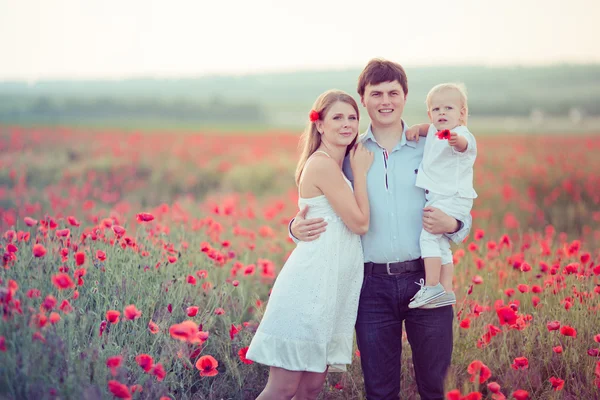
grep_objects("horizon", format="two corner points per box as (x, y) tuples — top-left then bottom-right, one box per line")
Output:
(1, 62), (599, 84)
(0, 0), (598, 82)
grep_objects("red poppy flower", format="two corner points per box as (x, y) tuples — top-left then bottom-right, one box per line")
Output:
(553, 345), (563, 354)
(0, 336), (6, 352)
(106, 355), (123, 376)
(187, 306), (199, 317)
(487, 382), (501, 393)
(56, 229), (70, 238)
(196, 270), (208, 279)
(511, 357), (529, 370)
(152, 363), (166, 381)
(108, 380), (132, 399)
(32, 244), (46, 258)
(436, 129), (451, 140)
(135, 354), (154, 372)
(467, 360), (492, 384)
(112, 225), (126, 237)
(74, 252), (85, 266)
(459, 318), (471, 329)
(96, 250), (106, 261)
(187, 275), (197, 285)
(580, 253), (591, 264)
(99, 320), (107, 336)
(67, 216), (80, 227)
(238, 347), (253, 364)
(148, 320), (160, 334)
(512, 389), (530, 400)
(49, 312), (61, 324)
(560, 325), (577, 338)
(196, 355), (219, 377)
(309, 110), (320, 122)
(496, 306), (518, 326)
(229, 324), (240, 340)
(169, 320), (198, 342)
(106, 310), (121, 324)
(446, 389), (461, 400)
(24, 217), (38, 226)
(214, 307), (225, 315)
(129, 385), (142, 394)
(517, 284), (529, 293)
(549, 376), (564, 391)
(136, 212), (155, 222)
(547, 321), (560, 331)
(42, 295), (57, 311)
(52, 273), (75, 290)
(124, 305), (142, 320)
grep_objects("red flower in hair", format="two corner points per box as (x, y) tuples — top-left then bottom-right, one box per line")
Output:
(309, 110), (320, 122)
(436, 129), (451, 140)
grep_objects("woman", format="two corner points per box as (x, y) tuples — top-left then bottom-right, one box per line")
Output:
(247, 89), (373, 400)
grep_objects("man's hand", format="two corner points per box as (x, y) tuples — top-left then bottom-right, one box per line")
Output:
(422, 206), (459, 234)
(291, 205), (328, 241)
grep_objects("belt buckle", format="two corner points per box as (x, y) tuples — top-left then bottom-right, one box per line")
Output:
(386, 261), (398, 275)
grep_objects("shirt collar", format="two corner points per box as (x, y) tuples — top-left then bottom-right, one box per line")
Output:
(362, 120), (416, 149)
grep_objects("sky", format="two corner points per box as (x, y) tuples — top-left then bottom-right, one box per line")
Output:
(0, 0), (597, 81)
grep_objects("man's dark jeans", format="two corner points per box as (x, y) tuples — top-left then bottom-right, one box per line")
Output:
(355, 269), (453, 400)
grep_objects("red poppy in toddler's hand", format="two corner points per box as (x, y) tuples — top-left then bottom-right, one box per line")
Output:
(309, 110), (320, 122)
(436, 129), (451, 140)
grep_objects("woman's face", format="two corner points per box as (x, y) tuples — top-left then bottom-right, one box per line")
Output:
(316, 101), (359, 148)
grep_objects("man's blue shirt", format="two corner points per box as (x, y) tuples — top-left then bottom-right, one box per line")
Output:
(342, 123), (471, 263)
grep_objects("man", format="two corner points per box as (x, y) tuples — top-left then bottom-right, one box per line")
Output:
(290, 59), (471, 400)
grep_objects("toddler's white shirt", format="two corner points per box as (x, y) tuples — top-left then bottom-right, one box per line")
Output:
(415, 124), (478, 198)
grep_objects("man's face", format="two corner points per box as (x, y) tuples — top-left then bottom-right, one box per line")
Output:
(361, 81), (407, 129)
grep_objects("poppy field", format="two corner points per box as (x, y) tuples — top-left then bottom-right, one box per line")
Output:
(1, 125), (599, 400)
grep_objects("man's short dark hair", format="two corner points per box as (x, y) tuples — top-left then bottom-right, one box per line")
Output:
(357, 58), (408, 97)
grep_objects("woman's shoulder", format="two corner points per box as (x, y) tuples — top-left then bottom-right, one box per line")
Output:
(303, 154), (339, 178)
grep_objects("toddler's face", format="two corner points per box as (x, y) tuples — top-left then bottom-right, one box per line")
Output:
(428, 89), (465, 131)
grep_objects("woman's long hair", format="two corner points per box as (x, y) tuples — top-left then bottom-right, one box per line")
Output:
(294, 90), (360, 186)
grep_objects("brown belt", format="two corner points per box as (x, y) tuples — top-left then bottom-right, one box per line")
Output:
(364, 258), (425, 275)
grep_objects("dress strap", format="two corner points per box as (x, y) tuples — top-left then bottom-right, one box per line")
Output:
(312, 150), (331, 158)
(299, 150), (331, 196)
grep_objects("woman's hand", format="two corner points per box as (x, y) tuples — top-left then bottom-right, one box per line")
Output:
(349, 143), (374, 177)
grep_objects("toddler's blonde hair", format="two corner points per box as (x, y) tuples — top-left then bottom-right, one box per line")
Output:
(425, 83), (469, 125)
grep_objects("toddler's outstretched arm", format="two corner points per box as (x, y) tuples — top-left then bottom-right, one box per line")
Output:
(406, 123), (430, 142)
(449, 131), (468, 152)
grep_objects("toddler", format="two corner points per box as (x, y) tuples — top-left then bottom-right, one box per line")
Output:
(406, 83), (477, 308)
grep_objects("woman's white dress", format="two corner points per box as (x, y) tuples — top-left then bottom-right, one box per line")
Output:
(246, 170), (364, 373)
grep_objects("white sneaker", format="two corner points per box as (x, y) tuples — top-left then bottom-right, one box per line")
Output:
(420, 291), (456, 309)
(408, 279), (445, 308)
